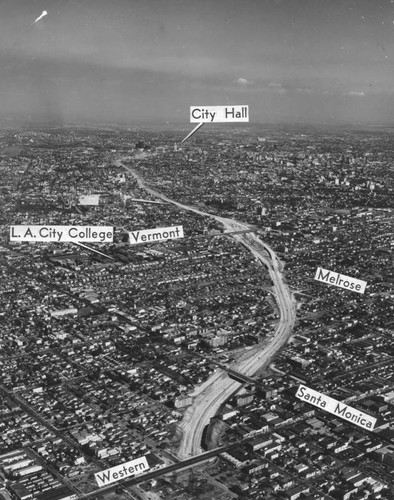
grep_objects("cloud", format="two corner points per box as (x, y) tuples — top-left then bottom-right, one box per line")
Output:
(265, 82), (287, 94)
(234, 77), (253, 85)
(347, 90), (365, 96)
(295, 87), (314, 94)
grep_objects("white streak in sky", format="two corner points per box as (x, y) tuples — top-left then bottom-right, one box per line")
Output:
(33, 10), (47, 24)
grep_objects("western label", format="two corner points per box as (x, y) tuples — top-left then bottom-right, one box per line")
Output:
(314, 267), (367, 294)
(94, 456), (149, 487)
(190, 105), (249, 123)
(296, 384), (376, 430)
(10, 226), (114, 243)
(129, 225), (184, 245)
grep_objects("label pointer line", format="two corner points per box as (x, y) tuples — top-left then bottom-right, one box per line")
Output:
(180, 122), (204, 144)
(72, 242), (115, 260)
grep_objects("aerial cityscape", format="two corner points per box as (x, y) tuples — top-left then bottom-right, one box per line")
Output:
(1, 1), (394, 500)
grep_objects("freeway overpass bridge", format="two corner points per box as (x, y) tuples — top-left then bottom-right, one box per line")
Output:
(226, 368), (258, 385)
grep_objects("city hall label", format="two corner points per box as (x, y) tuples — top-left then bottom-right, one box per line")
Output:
(10, 225), (113, 243)
(296, 385), (376, 430)
(314, 267), (367, 294)
(190, 105), (249, 123)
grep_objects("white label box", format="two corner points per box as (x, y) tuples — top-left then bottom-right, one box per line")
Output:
(10, 226), (114, 243)
(296, 384), (376, 430)
(79, 194), (100, 206)
(190, 105), (249, 123)
(95, 456), (149, 487)
(129, 225), (184, 245)
(314, 267), (367, 294)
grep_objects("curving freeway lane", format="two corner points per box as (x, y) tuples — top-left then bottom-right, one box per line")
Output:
(177, 224), (295, 458)
(118, 160), (296, 459)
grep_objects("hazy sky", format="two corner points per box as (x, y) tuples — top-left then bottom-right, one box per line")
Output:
(1, 0), (394, 125)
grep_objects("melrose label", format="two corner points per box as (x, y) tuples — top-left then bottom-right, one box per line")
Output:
(314, 267), (367, 294)
(296, 385), (376, 430)
(95, 456), (149, 487)
(129, 225), (184, 245)
(10, 226), (114, 243)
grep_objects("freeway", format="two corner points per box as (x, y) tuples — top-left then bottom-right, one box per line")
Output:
(118, 159), (296, 459)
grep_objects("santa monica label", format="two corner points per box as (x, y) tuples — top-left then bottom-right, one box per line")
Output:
(296, 385), (376, 430)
